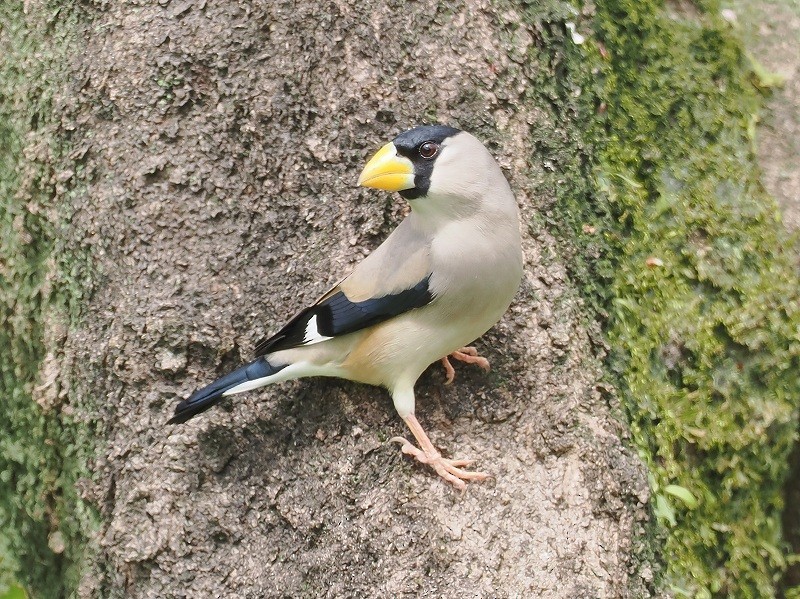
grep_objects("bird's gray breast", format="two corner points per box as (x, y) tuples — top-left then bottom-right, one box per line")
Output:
(427, 217), (522, 340)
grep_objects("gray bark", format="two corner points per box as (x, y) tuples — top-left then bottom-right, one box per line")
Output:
(44, 0), (653, 596)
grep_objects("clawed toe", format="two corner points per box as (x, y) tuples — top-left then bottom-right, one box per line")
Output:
(439, 346), (491, 383)
(452, 347), (491, 372)
(440, 356), (456, 385)
(390, 432), (488, 490)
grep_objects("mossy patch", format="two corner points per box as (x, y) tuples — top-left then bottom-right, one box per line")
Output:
(543, 0), (800, 595)
(0, 4), (97, 598)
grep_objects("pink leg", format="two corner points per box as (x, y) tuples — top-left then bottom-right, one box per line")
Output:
(440, 346), (491, 385)
(391, 414), (489, 490)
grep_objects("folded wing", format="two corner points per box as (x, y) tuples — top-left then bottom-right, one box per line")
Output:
(254, 274), (434, 357)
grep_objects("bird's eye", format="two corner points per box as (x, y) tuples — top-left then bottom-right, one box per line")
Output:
(418, 141), (439, 159)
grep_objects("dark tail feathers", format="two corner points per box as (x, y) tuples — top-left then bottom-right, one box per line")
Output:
(168, 357), (283, 425)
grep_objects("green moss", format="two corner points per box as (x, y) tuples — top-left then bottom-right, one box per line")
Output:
(484, 1), (666, 588)
(543, 0), (800, 595)
(0, 586), (27, 599)
(0, 4), (97, 598)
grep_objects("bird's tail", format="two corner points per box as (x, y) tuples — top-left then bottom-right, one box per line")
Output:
(168, 357), (287, 425)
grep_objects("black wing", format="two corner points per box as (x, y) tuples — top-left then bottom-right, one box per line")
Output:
(253, 275), (434, 357)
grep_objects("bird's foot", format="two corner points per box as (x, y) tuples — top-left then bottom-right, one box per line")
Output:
(440, 346), (491, 385)
(390, 436), (489, 490)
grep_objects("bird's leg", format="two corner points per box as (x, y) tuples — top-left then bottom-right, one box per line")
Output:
(390, 413), (489, 490)
(440, 346), (491, 385)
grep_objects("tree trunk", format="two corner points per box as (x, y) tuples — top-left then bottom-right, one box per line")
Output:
(6, 0), (661, 597)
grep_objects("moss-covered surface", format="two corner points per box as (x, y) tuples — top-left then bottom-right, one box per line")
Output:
(507, 5), (667, 593)
(0, 4), (96, 598)
(542, 0), (800, 596)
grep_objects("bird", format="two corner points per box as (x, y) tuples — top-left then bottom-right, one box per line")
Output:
(169, 125), (523, 489)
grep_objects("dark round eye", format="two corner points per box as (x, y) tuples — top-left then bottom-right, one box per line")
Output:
(418, 141), (439, 159)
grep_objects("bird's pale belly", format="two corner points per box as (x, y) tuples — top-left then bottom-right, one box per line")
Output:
(340, 273), (518, 389)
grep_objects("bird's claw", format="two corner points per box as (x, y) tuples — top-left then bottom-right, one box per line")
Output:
(440, 346), (491, 385)
(440, 357), (457, 385)
(390, 436), (489, 490)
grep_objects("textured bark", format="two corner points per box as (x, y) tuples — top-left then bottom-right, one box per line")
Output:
(40, 0), (652, 596)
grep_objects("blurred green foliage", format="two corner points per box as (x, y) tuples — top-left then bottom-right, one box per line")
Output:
(544, 0), (800, 595)
(0, 585), (27, 599)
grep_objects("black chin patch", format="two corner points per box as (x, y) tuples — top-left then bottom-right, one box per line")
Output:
(393, 125), (461, 199)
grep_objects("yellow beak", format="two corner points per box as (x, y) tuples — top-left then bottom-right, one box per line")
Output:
(357, 142), (415, 192)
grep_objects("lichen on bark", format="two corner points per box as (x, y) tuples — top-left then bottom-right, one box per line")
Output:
(0, 3), (98, 598)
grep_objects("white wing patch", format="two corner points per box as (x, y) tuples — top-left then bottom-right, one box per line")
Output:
(302, 314), (333, 345)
